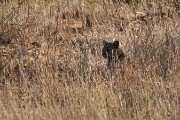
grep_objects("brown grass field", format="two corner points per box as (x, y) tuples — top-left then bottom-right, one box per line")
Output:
(0, 0), (180, 120)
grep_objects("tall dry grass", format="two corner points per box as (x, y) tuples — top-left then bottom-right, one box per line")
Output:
(0, 0), (180, 120)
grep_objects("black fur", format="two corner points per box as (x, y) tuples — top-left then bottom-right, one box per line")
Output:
(102, 40), (125, 66)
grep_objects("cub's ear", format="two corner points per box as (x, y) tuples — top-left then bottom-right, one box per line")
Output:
(113, 41), (119, 48)
(103, 40), (108, 46)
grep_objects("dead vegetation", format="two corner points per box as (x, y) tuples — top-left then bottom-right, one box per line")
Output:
(0, 0), (180, 120)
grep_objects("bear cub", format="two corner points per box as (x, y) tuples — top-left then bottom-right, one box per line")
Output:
(102, 40), (125, 66)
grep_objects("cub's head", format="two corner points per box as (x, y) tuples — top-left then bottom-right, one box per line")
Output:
(102, 40), (125, 66)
